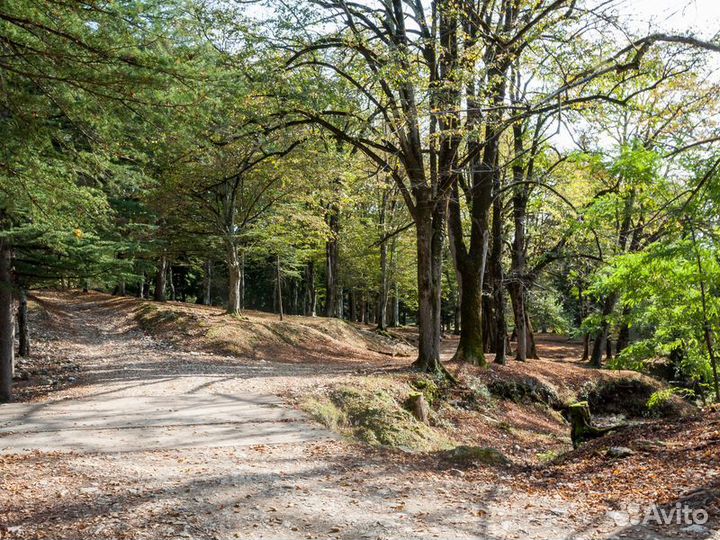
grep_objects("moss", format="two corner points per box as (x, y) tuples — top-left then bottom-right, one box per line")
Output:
(303, 381), (454, 452)
(536, 450), (560, 463)
(408, 375), (443, 406)
(446, 445), (509, 466)
(301, 397), (346, 431)
(331, 385), (452, 450)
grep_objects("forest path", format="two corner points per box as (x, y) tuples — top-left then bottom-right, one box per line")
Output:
(0, 293), (679, 540)
(0, 293), (332, 454)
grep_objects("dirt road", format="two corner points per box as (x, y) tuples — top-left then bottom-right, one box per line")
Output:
(0, 293), (688, 540)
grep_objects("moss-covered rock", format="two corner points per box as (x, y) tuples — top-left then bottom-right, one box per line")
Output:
(330, 385), (450, 450)
(487, 377), (563, 409)
(580, 377), (693, 418)
(303, 381), (453, 452)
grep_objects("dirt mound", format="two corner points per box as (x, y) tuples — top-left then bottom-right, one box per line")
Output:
(131, 298), (414, 366)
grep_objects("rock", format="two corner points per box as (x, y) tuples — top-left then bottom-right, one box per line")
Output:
(447, 445), (510, 466)
(606, 446), (634, 459)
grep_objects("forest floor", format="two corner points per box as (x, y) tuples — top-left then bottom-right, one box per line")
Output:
(0, 291), (718, 540)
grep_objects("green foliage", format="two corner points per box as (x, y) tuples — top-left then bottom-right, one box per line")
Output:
(646, 388), (693, 415)
(591, 239), (719, 385)
(528, 288), (571, 334)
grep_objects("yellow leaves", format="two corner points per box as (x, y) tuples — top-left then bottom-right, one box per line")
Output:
(73, 228), (84, 239)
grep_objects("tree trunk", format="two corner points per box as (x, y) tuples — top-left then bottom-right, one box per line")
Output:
(18, 288), (29, 357)
(509, 174), (529, 361)
(349, 289), (357, 321)
(412, 199), (445, 373)
(227, 242), (241, 315)
(690, 223), (720, 401)
(203, 260), (212, 305)
(168, 265), (176, 301)
(154, 255), (167, 302)
(616, 307), (631, 354)
(0, 241), (14, 402)
(454, 252), (487, 365)
(526, 310), (539, 359)
(490, 194), (507, 364)
(378, 239), (388, 331)
(391, 281), (399, 327)
(482, 293), (495, 353)
(509, 284), (526, 361)
(325, 199), (340, 318)
(276, 254), (283, 321)
(304, 261), (316, 316)
(447, 178), (490, 366)
(453, 291), (460, 335)
(337, 287), (344, 319)
(590, 293), (617, 367)
(239, 251), (245, 310)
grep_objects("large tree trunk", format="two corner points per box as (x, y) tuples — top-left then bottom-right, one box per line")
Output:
(445, 50), (510, 366)
(154, 255), (167, 302)
(227, 241), (242, 315)
(0, 240), (14, 402)
(509, 163), (529, 361)
(18, 288), (29, 357)
(447, 170), (491, 366)
(412, 200), (444, 373)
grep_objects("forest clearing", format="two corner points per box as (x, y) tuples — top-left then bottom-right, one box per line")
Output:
(2, 0), (720, 538)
